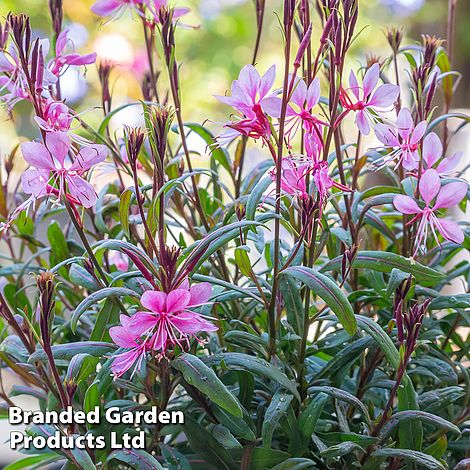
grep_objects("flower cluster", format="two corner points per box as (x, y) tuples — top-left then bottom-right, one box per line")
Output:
(216, 57), (467, 255)
(109, 281), (217, 377)
(0, 14), (103, 230)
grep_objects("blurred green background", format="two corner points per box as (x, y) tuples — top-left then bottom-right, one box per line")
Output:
(0, 0), (468, 154)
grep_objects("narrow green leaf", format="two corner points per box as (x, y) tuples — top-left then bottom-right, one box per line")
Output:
(173, 353), (243, 417)
(321, 251), (445, 286)
(283, 266), (356, 335)
(119, 188), (134, 237)
(262, 391), (293, 448)
(107, 449), (164, 470)
(71, 287), (139, 332)
(370, 448), (446, 470)
(204, 352), (300, 401)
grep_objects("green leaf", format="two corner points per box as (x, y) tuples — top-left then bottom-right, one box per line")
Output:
(3, 454), (59, 470)
(66, 353), (96, 385)
(184, 123), (232, 175)
(229, 448), (290, 469)
(184, 418), (234, 469)
(379, 410), (460, 443)
(47, 221), (69, 262)
(107, 449), (164, 470)
(271, 458), (318, 470)
(321, 251), (445, 286)
(262, 391), (293, 448)
(84, 382), (99, 414)
(69, 264), (100, 291)
(429, 294), (470, 310)
(299, 393), (328, 442)
(234, 246), (252, 277)
(224, 331), (267, 356)
(119, 188), (134, 237)
(71, 287), (139, 332)
(307, 386), (371, 429)
(246, 176), (273, 220)
(204, 352), (300, 401)
(370, 448), (446, 470)
(282, 266), (356, 335)
(279, 275), (304, 335)
(173, 353), (243, 417)
(211, 406), (256, 440)
(29, 342), (116, 362)
(321, 441), (364, 458)
(90, 298), (120, 342)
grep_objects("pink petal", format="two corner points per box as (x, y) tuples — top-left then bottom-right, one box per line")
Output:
(166, 289), (191, 313)
(21, 141), (54, 170)
(141, 290), (167, 313)
(172, 312), (218, 334)
(120, 314), (132, 328)
(393, 195), (420, 214)
(66, 175), (98, 208)
(111, 349), (140, 376)
(91, 0), (122, 16)
(434, 181), (467, 209)
(402, 149), (419, 171)
(109, 325), (137, 348)
(290, 76), (307, 108)
(65, 52), (97, 66)
(261, 96), (282, 118)
(306, 78), (320, 109)
(21, 169), (49, 197)
(368, 84), (399, 108)
(374, 123), (398, 146)
(189, 283), (212, 307)
(422, 132), (442, 168)
(150, 325), (167, 351)
(46, 132), (71, 165)
(419, 169), (441, 205)
(362, 63), (380, 97)
(238, 65), (261, 103)
(173, 7), (190, 19)
(55, 30), (68, 56)
(259, 65), (276, 99)
(355, 110), (370, 135)
(128, 312), (158, 336)
(436, 218), (464, 244)
(349, 70), (360, 100)
(397, 108), (413, 139)
(436, 152), (462, 174)
(410, 121), (427, 145)
(72, 145), (108, 170)
(0, 53), (15, 73)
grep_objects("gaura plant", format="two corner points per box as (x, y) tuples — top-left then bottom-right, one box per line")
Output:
(0, 0), (469, 469)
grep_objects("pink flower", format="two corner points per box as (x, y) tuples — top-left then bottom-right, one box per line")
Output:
(129, 283), (218, 352)
(216, 64), (278, 144)
(270, 157), (310, 200)
(283, 76), (325, 144)
(374, 108), (427, 170)
(0, 41), (56, 109)
(109, 251), (128, 271)
(305, 131), (350, 211)
(394, 169), (467, 254)
(339, 63), (399, 135)
(35, 100), (73, 132)
(147, 0), (190, 21)
(108, 283), (216, 375)
(109, 314), (149, 377)
(91, 0), (145, 18)
(49, 29), (96, 76)
(421, 132), (462, 175)
(21, 132), (107, 208)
